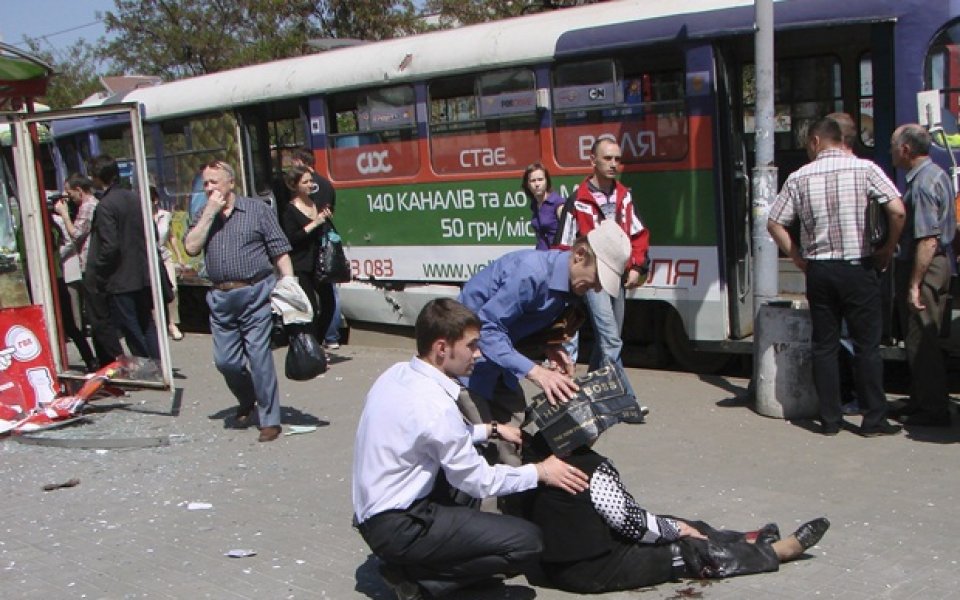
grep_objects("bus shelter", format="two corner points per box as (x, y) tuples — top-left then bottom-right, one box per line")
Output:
(0, 44), (173, 433)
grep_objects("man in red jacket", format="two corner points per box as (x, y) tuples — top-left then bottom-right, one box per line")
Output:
(560, 135), (650, 382)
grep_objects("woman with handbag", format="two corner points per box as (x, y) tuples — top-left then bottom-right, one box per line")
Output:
(280, 165), (337, 340)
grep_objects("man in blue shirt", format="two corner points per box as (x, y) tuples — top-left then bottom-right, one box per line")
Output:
(458, 220), (632, 466)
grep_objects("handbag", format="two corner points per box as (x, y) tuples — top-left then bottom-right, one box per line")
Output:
(284, 324), (328, 380)
(867, 196), (888, 247)
(159, 258), (176, 305)
(316, 220), (352, 283)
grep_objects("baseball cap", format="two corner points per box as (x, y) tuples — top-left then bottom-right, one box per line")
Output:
(587, 220), (631, 297)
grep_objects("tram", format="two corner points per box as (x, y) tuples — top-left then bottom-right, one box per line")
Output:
(49, 0), (960, 371)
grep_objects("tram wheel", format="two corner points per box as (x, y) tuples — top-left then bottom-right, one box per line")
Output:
(662, 309), (733, 374)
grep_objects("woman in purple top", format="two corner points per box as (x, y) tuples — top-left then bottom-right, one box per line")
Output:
(523, 162), (565, 250)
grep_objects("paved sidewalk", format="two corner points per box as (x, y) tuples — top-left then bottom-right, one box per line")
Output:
(1, 334), (958, 599)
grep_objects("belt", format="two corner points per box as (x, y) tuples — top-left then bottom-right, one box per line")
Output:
(812, 257), (873, 267)
(212, 272), (270, 291)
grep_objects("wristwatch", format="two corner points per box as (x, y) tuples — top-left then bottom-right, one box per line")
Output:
(490, 422), (500, 439)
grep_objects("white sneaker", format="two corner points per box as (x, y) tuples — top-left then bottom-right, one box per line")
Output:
(324, 342), (340, 350)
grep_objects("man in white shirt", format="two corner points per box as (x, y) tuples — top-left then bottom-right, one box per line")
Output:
(353, 298), (590, 600)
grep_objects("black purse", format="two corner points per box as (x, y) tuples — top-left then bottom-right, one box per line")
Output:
(316, 220), (352, 283)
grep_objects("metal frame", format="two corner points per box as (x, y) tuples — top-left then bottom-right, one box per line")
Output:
(7, 103), (174, 391)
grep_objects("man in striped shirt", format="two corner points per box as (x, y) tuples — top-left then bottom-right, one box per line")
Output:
(768, 116), (905, 437)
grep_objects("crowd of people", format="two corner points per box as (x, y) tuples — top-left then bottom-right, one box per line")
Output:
(46, 112), (954, 597)
(349, 113), (955, 599)
(50, 155), (166, 373)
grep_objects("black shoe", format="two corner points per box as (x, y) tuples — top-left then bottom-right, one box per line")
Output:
(379, 563), (424, 600)
(230, 410), (253, 430)
(792, 517), (830, 551)
(902, 412), (951, 428)
(859, 421), (902, 437)
(820, 422), (841, 436)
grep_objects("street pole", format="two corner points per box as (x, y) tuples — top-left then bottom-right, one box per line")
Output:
(752, 0), (777, 307)
(751, 0), (819, 419)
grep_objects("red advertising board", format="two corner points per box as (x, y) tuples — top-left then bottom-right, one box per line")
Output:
(0, 305), (58, 421)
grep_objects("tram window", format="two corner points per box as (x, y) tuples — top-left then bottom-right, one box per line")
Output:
(742, 56), (842, 152)
(477, 69), (537, 118)
(327, 85), (418, 180)
(553, 56), (687, 167)
(858, 54), (875, 148)
(553, 59), (622, 110)
(429, 70), (539, 174)
(156, 112), (238, 202)
(924, 21), (960, 144)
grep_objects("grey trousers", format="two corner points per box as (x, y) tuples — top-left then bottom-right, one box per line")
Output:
(895, 254), (952, 416)
(207, 276), (281, 427)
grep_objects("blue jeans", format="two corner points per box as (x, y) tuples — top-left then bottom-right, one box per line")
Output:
(207, 276), (281, 427)
(585, 288), (636, 398)
(324, 285), (342, 344)
(110, 288), (160, 360)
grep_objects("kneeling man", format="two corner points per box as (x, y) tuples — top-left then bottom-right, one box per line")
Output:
(352, 298), (589, 599)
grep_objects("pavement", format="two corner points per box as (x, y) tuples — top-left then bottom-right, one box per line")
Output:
(1, 333), (959, 600)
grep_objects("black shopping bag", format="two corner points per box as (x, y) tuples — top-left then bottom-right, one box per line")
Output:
(284, 324), (328, 380)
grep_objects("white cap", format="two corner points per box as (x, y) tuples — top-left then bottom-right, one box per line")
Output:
(587, 220), (631, 297)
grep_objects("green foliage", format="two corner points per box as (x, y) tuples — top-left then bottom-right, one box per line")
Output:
(99, 0), (427, 80)
(423, 0), (601, 26)
(23, 38), (105, 109)
(319, 0), (426, 40)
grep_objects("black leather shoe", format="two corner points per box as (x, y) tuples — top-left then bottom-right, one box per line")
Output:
(379, 563), (424, 600)
(792, 517), (830, 551)
(859, 421), (902, 437)
(230, 410), (253, 430)
(821, 422), (840, 436)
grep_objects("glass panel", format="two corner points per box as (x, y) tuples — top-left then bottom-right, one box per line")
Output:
(328, 86), (418, 181)
(924, 20), (960, 144)
(156, 112), (238, 201)
(430, 76), (478, 124)
(359, 86), (416, 131)
(553, 57), (685, 167)
(858, 54), (874, 147)
(742, 55), (843, 151)
(477, 69), (537, 117)
(430, 73), (540, 174)
(553, 59), (622, 110)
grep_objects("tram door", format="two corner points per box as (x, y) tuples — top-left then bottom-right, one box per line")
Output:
(714, 44), (754, 339)
(8, 104), (174, 390)
(237, 99), (307, 211)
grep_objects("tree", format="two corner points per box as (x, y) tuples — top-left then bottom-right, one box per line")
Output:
(424, 0), (603, 26)
(99, 0), (425, 80)
(23, 38), (106, 109)
(318, 0), (426, 41)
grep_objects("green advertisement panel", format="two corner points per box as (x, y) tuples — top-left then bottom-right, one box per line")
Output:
(334, 169), (718, 249)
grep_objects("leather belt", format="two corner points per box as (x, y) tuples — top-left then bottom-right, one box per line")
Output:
(212, 272), (270, 291)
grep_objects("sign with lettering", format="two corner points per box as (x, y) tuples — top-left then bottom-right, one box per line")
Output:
(524, 360), (643, 457)
(0, 306), (58, 425)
